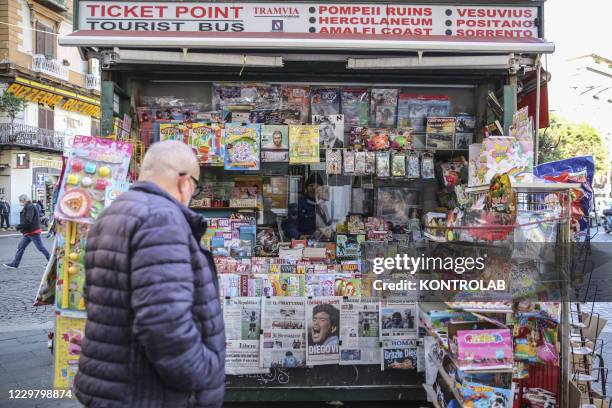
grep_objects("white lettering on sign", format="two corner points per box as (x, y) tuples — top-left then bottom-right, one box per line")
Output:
(77, 2), (539, 39)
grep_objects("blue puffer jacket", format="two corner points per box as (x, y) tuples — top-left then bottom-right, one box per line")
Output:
(75, 181), (225, 408)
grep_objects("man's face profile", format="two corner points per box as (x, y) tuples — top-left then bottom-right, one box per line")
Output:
(311, 311), (334, 344)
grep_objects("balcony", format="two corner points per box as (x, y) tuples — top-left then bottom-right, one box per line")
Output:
(0, 124), (65, 153)
(32, 54), (69, 82)
(85, 74), (101, 91)
(33, 0), (67, 12)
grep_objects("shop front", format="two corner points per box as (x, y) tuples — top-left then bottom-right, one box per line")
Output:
(58, 1), (586, 406)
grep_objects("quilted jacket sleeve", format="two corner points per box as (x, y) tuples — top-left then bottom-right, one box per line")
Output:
(130, 209), (224, 392)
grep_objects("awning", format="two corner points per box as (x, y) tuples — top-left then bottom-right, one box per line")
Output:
(60, 31), (554, 54)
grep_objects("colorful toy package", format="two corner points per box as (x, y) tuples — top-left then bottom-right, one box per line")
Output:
(55, 221), (90, 311)
(455, 329), (513, 371)
(459, 381), (513, 408)
(534, 156), (595, 232)
(477, 136), (532, 185)
(55, 136), (132, 224)
(190, 123), (224, 165)
(53, 314), (86, 389)
(224, 123), (261, 171)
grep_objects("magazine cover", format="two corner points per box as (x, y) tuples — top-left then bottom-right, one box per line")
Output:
(381, 338), (418, 371)
(340, 298), (381, 365)
(224, 123), (261, 170)
(455, 133), (473, 150)
(159, 123), (186, 143)
(326, 150), (342, 175)
(456, 114), (476, 134)
(190, 123), (223, 165)
(289, 125), (320, 164)
(371, 89), (398, 127)
(213, 82), (280, 110)
(223, 297), (269, 375)
(380, 298), (418, 339)
(53, 314), (86, 389)
(261, 124), (289, 162)
(260, 297), (307, 368)
(281, 85), (310, 123)
(306, 297), (342, 365)
(341, 88), (370, 127)
(311, 88), (341, 116)
(402, 94), (451, 132)
(426, 117), (456, 150)
(455, 329), (513, 371)
(376, 151), (390, 177)
(313, 114), (345, 149)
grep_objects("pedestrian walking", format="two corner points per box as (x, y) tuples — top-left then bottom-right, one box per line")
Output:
(3, 195), (50, 269)
(0, 196), (9, 230)
(74, 141), (225, 408)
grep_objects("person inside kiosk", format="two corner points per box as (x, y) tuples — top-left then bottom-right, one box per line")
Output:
(283, 173), (333, 241)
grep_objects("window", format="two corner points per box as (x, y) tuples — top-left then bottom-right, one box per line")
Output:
(35, 22), (56, 59)
(91, 119), (100, 136)
(38, 105), (54, 130)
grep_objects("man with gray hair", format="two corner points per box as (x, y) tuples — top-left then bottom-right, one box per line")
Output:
(75, 140), (226, 407)
(0, 196), (10, 230)
(3, 194), (49, 269)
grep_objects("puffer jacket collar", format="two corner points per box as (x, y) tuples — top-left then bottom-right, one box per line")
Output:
(131, 181), (208, 241)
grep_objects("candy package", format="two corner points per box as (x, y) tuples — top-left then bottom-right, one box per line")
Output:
(421, 153), (435, 179)
(407, 152), (420, 178)
(326, 150), (342, 175)
(55, 137), (133, 224)
(376, 151), (390, 177)
(354, 151), (367, 175)
(488, 173), (516, 214)
(391, 154), (406, 177)
(343, 150), (355, 174)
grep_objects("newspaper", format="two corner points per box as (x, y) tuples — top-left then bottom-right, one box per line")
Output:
(380, 298), (418, 339)
(306, 297), (342, 365)
(381, 338), (418, 371)
(223, 297), (269, 375)
(339, 298), (381, 365)
(260, 297), (306, 368)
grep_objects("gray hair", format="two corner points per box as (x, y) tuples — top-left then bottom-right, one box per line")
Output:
(18, 194), (29, 202)
(139, 140), (199, 182)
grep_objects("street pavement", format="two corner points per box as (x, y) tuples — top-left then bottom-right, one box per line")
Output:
(1, 230), (612, 406)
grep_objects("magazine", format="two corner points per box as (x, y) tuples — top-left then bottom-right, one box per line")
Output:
(371, 89), (398, 127)
(190, 123), (223, 165)
(159, 123), (186, 143)
(281, 85), (310, 123)
(426, 117), (456, 150)
(313, 114), (345, 149)
(381, 338), (418, 371)
(260, 297), (307, 368)
(289, 125), (320, 164)
(306, 297), (342, 365)
(380, 298), (418, 339)
(340, 298), (381, 365)
(311, 88), (341, 116)
(261, 124), (289, 162)
(224, 123), (261, 171)
(401, 94), (451, 132)
(223, 297), (269, 375)
(213, 83), (281, 110)
(455, 329), (513, 371)
(341, 88), (370, 127)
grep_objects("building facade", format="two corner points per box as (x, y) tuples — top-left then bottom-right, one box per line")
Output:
(0, 0), (100, 225)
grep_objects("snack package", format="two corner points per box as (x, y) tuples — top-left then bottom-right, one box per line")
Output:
(421, 153), (435, 179)
(55, 136), (133, 224)
(488, 173), (516, 214)
(343, 150), (356, 174)
(406, 152), (420, 178)
(371, 89), (398, 127)
(354, 151), (367, 175)
(311, 87), (340, 115)
(376, 151), (390, 177)
(224, 123), (261, 171)
(391, 154), (406, 177)
(365, 151), (377, 175)
(341, 88), (370, 127)
(534, 156), (595, 232)
(326, 150), (342, 175)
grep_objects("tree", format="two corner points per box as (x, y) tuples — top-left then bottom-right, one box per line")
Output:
(0, 92), (27, 126)
(538, 114), (609, 175)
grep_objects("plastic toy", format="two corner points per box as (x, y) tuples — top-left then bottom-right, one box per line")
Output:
(98, 166), (111, 177)
(84, 162), (97, 174)
(71, 159), (84, 172)
(67, 174), (80, 185)
(81, 176), (93, 187)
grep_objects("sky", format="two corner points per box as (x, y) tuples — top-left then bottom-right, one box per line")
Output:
(544, 0), (611, 128)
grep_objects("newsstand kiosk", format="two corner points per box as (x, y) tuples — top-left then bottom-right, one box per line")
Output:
(61, 1), (574, 405)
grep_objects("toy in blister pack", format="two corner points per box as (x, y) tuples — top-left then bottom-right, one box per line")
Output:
(406, 152), (420, 178)
(55, 136), (132, 224)
(365, 151), (376, 175)
(421, 153), (435, 179)
(391, 154), (406, 177)
(343, 150), (355, 174)
(534, 156), (595, 232)
(354, 151), (367, 175)
(326, 150), (342, 175)
(376, 151), (390, 177)
(53, 314), (86, 389)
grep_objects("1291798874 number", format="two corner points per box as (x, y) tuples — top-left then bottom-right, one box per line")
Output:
(8, 389), (73, 399)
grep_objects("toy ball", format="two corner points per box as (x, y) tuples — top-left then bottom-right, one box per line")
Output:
(68, 266), (79, 275)
(85, 162), (97, 174)
(81, 176), (93, 187)
(71, 159), (84, 172)
(67, 174), (80, 185)
(98, 166), (111, 177)
(94, 179), (108, 190)
(69, 252), (79, 261)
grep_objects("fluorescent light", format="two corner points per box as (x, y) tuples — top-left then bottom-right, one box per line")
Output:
(348, 54), (514, 70)
(114, 49), (283, 67)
